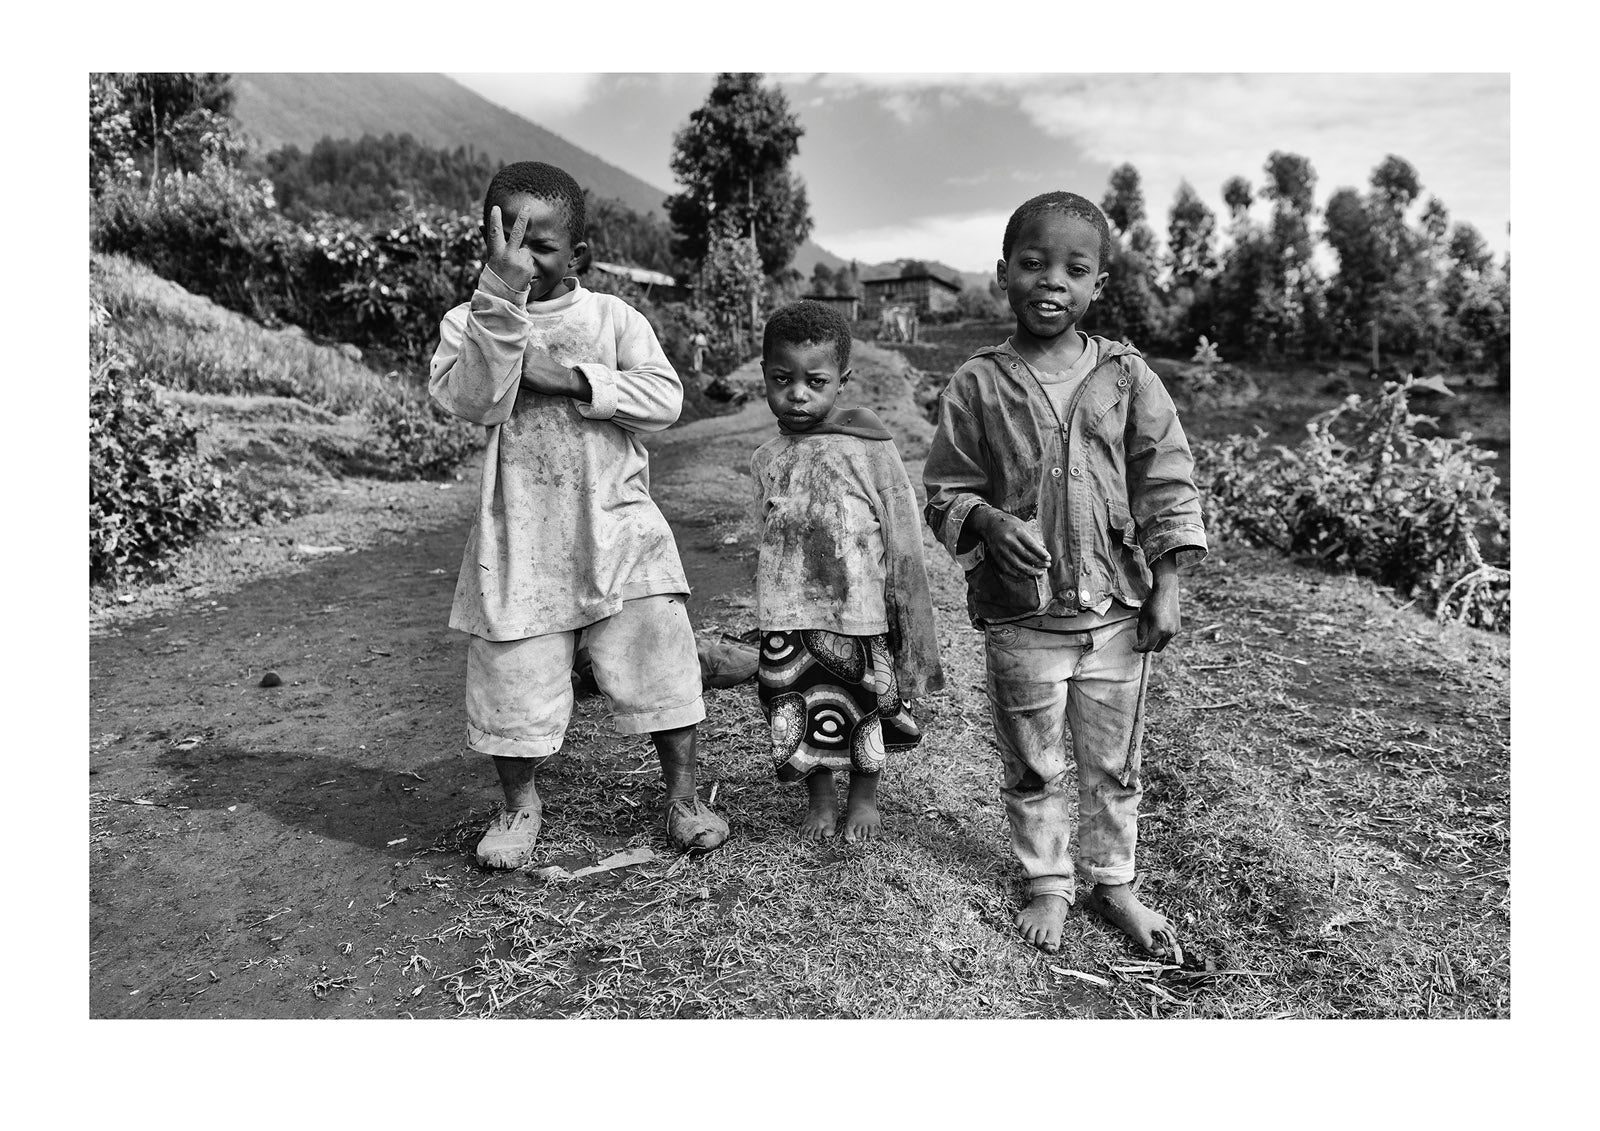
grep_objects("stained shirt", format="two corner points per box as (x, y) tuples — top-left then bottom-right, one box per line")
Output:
(429, 268), (688, 640)
(751, 417), (944, 698)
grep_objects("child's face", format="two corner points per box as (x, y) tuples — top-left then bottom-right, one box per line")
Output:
(762, 340), (850, 431)
(486, 192), (584, 302)
(997, 212), (1108, 341)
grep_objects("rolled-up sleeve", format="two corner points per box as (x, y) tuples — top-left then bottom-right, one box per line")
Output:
(1124, 365), (1208, 564)
(428, 267), (531, 426)
(568, 302), (681, 433)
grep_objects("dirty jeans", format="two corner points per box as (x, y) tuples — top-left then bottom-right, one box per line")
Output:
(984, 615), (1150, 901)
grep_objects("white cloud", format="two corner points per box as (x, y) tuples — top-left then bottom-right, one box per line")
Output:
(818, 210), (1012, 272)
(1034, 75), (1508, 251)
(813, 73), (1510, 253)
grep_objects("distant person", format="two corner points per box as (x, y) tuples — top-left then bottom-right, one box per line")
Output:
(429, 160), (727, 869)
(691, 331), (708, 374)
(750, 301), (944, 840)
(923, 191), (1208, 958)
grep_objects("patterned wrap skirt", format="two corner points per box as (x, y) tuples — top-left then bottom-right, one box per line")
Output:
(757, 629), (923, 781)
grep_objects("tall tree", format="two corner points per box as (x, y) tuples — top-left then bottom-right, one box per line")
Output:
(1212, 174), (1277, 356)
(1101, 163), (1147, 233)
(665, 73), (814, 276)
(109, 72), (237, 183)
(1093, 163), (1165, 346)
(1166, 179), (1218, 288)
(1221, 175), (1254, 219)
(1323, 186), (1382, 347)
(1165, 180), (1220, 346)
(834, 260), (863, 298)
(1260, 150), (1325, 355)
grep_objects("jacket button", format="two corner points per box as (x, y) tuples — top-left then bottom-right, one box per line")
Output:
(1117, 377), (1129, 389)
(1079, 589), (1092, 604)
(1070, 467), (1082, 477)
(1050, 467), (1062, 478)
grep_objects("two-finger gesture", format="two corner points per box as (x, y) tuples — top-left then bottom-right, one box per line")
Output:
(486, 201), (537, 292)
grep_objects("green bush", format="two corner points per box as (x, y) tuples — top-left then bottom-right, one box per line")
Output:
(89, 302), (225, 583)
(364, 391), (484, 480)
(92, 156), (307, 327)
(296, 209), (482, 361)
(91, 160), (482, 369)
(1194, 375), (1509, 631)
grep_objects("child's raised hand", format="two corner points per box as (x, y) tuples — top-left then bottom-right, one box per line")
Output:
(978, 508), (1051, 579)
(486, 201), (537, 292)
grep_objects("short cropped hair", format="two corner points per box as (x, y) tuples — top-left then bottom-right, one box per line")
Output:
(482, 161), (586, 246)
(1001, 191), (1113, 269)
(763, 300), (852, 372)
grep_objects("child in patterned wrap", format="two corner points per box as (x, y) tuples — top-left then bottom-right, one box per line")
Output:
(750, 301), (944, 841)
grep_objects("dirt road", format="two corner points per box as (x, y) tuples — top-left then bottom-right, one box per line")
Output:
(88, 394), (772, 1018)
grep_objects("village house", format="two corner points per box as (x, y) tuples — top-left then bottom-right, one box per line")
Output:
(862, 264), (963, 316)
(588, 260), (690, 303)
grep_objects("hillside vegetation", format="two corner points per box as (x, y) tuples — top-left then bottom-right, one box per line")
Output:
(90, 253), (481, 585)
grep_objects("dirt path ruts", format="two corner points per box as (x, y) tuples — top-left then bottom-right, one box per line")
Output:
(88, 397), (768, 1018)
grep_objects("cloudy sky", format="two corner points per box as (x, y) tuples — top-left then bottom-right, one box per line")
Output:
(449, 73), (1509, 273)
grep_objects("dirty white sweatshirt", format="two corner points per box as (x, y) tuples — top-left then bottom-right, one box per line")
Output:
(429, 268), (688, 640)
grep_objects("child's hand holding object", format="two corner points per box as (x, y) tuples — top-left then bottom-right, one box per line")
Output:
(973, 506), (1052, 579)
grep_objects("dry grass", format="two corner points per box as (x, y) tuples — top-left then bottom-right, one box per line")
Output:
(93, 252), (417, 414)
(407, 337), (1508, 1018)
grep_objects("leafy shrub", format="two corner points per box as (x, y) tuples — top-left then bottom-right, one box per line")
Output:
(92, 156), (307, 327)
(89, 302), (225, 583)
(364, 391), (484, 480)
(295, 209), (482, 361)
(92, 162), (482, 369)
(1194, 375), (1508, 631)
(1165, 335), (1259, 409)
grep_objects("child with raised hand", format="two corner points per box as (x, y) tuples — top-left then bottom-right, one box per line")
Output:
(923, 192), (1208, 958)
(429, 160), (727, 869)
(751, 301), (944, 841)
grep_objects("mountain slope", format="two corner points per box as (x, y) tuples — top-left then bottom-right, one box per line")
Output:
(231, 72), (842, 272)
(231, 73), (669, 217)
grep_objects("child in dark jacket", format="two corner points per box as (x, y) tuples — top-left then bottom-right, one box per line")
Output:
(923, 192), (1207, 956)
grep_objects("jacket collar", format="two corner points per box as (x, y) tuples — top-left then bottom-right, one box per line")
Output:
(969, 334), (1140, 381)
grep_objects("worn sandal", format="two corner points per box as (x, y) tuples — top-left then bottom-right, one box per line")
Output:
(665, 797), (729, 853)
(475, 806), (542, 870)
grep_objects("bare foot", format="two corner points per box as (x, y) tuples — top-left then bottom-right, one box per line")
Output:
(1086, 882), (1182, 962)
(1014, 893), (1071, 953)
(801, 770), (838, 841)
(842, 770), (882, 842)
(475, 805), (542, 870)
